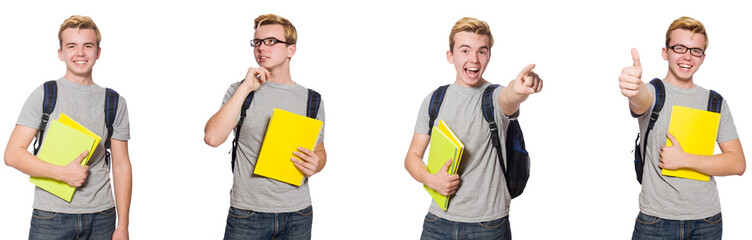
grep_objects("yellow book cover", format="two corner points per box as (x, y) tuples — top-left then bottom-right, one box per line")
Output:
(29, 119), (96, 202)
(424, 120), (464, 211)
(437, 120), (464, 175)
(254, 108), (323, 186)
(661, 105), (721, 181)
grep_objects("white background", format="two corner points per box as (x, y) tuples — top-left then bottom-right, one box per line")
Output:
(1, 0), (750, 239)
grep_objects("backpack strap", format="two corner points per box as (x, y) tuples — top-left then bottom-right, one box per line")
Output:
(707, 90), (723, 113)
(481, 84), (530, 199)
(646, 79), (666, 133)
(481, 84), (505, 173)
(33, 80), (58, 155)
(104, 88), (119, 170)
(635, 78), (666, 184)
(428, 85), (449, 135)
(307, 89), (321, 119)
(231, 82), (255, 173)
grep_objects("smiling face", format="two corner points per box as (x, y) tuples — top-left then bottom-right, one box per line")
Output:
(447, 31), (491, 87)
(253, 24), (295, 71)
(662, 29), (706, 84)
(58, 28), (100, 82)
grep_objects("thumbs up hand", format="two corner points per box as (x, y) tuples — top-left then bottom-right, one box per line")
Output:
(619, 48), (644, 97)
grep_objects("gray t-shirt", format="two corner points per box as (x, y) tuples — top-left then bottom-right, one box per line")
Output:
(223, 81), (325, 213)
(16, 78), (130, 214)
(636, 79), (737, 220)
(414, 82), (513, 223)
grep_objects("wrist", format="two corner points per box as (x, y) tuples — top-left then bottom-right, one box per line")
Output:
(49, 165), (64, 182)
(116, 220), (129, 229)
(421, 171), (435, 187)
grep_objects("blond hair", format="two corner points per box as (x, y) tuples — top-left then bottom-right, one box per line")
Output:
(666, 16), (708, 49)
(449, 17), (494, 53)
(58, 15), (101, 48)
(254, 14), (297, 45)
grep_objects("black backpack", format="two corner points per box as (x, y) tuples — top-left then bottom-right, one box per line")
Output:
(33, 80), (120, 169)
(633, 78), (723, 184)
(429, 84), (530, 199)
(230, 84), (322, 172)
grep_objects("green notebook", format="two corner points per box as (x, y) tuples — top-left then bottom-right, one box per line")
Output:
(29, 119), (96, 202)
(424, 120), (464, 211)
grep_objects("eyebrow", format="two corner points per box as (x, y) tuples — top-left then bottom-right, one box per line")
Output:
(64, 42), (97, 47)
(459, 44), (489, 50)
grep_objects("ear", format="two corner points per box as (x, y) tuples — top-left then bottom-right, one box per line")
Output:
(287, 44), (296, 59)
(661, 47), (668, 61)
(58, 48), (64, 61)
(96, 47), (101, 60)
(446, 50), (453, 64)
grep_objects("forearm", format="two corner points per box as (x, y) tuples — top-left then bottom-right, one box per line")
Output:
(498, 82), (527, 116)
(405, 153), (430, 185)
(685, 150), (745, 176)
(5, 145), (64, 180)
(204, 86), (253, 147)
(627, 83), (652, 115)
(111, 140), (132, 230)
(112, 161), (132, 228)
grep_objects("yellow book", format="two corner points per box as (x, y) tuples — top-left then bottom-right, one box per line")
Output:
(29, 118), (97, 202)
(661, 105), (721, 181)
(254, 108), (323, 186)
(424, 120), (464, 211)
(437, 120), (464, 174)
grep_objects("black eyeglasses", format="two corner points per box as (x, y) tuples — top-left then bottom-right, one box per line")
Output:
(251, 37), (291, 47)
(667, 44), (705, 57)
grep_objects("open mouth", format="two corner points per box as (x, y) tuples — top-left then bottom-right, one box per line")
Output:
(73, 60), (87, 64)
(465, 67), (480, 78)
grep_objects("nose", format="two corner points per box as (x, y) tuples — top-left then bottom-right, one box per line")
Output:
(75, 46), (85, 56)
(681, 51), (693, 60)
(469, 52), (480, 63)
(255, 42), (270, 52)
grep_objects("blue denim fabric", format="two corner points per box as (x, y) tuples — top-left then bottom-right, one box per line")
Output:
(29, 207), (116, 240)
(224, 205), (313, 240)
(420, 212), (511, 240)
(632, 212), (722, 240)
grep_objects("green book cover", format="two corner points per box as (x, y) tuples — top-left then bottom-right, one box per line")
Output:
(424, 121), (463, 211)
(29, 120), (96, 202)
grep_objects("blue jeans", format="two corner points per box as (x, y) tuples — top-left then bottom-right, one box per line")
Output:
(420, 212), (511, 240)
(632, 212), (722, 240)
(224, 205), (313, 240)
(29, 207), (116, 240)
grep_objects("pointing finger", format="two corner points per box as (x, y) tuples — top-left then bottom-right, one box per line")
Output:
(516, 63), (536, 81)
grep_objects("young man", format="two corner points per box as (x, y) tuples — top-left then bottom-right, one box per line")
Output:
(404, 17), (542, 239)
(204, 14), (326, 240)
(4, 15), (132, 240)
(619, 16), (745, 239)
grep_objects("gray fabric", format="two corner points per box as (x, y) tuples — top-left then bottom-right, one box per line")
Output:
(16, 78), (130, 214)
(223, 81), (325, 213)
(637, 79), (737, 220)
(414, 82), (513, 223)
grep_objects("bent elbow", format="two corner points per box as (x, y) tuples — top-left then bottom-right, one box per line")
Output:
(4, 149), (19, 168)
(204, 135), (222, 148)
